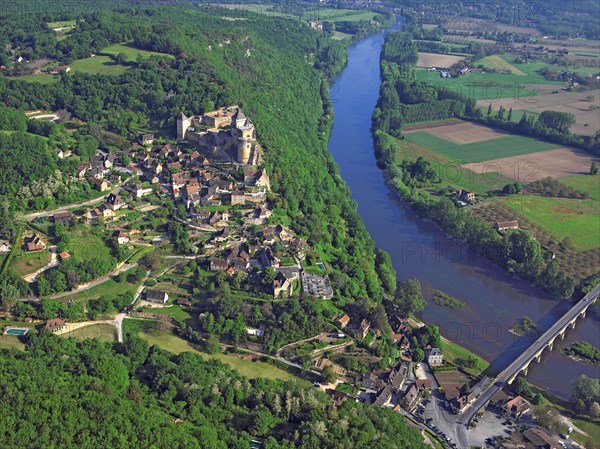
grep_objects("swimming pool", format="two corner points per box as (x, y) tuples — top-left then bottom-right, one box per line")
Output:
(3, 327), (30, 336)
(316, 262), (326, 271)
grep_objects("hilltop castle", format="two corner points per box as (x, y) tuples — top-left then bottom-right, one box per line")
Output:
(177, 106), (259, 165)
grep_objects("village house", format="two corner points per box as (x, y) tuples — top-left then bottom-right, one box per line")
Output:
(356, 372), (385, 391)
(260, 247), (279, 268)
(76, 163), (91, 178)
(177, 298), (192, 307)
(373, 385), (393, 407)
(24, 234), (46, 252)
(58, 252), (71, 261)
(53, 211), (73, 224)
(129, 183), (154, 198)
(426, 347), (444, 366)
(523, 427), (558, 449)
(456, 189), (476, 203)
(139, 133), (155, 145)
(145, 289), (169, 304)
(113, 230), (130, 245)
(359, 319), (371, 339)
(502, 395), (532, 418)
(231, 190), (246, 206)
(106, 193), (125, 211)
(273, 271), (294, 298)
(0, 240), (11, 253)
(92, 179), (109, 192)
(45, 318), (67, 332)
(496, 220), (519, 232)
(335, 314), (350, 329)
(209, 258), (228, 272)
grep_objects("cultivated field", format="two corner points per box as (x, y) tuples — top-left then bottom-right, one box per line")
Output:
(404, 127), (560, 164)
(464, 147), (600, 182)
(405, 121), (509, 144)
(479, 55), (525, 75)
(417, 52), (465, 69)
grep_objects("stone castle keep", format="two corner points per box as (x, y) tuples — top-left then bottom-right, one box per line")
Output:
(177, 106), (260, 165)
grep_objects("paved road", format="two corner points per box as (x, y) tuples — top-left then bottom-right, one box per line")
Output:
(457, 284), (600, 445)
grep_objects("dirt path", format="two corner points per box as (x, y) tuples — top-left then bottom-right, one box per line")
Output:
(23, 246), (58, 282)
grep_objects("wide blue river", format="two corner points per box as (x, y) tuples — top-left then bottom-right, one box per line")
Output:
(326, 19), (600, 399)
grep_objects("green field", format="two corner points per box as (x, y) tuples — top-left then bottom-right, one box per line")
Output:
(499, 195), (600, 251)
(69, 55), (129, 75)
(61, 324), (117, 342)
(404, 131), (560, 163)
(560, 175), (600, 201)
(139, 330), (304, 383)
(100, 43), (174, 62)
(415, 66), (562, 101)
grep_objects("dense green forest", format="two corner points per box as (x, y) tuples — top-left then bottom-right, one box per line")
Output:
(0, 332), (428, 449)
(372, 29), (576, 300)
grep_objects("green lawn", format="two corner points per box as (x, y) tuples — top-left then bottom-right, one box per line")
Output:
(100, 42), (174, 62)
(140, 305), (191, 323)
(61, 277), (139, 302)
(7, 74), (59, 84)
(404, 131), (560, 163)
(440, 339), (496, 377)
(499, 195), (600, 251)
(60, 324), (117, 343)
(67, 233), (111, 262)
(138, 330), (304, 383)
(10, 250), (51, 276)
(0, 335), (26, 351)
(69, 55), (129, 75)
(560, 175), (600, 201)
(479, 55), (526, 75)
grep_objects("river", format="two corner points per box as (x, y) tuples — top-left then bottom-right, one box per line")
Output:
(326, 19), (600, 399)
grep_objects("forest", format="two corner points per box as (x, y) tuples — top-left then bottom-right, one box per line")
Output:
(372, 29), (576, 300)
(0, 332), (428, 449)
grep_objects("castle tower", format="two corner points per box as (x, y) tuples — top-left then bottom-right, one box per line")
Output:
(237, 138), (252, 164)
(177, 112), (192, 141)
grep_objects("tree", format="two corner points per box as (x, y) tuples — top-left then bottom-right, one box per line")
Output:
(0, 283), (19, 311)
(538, 110), (575, 134)
(204, 334), (220, 354)
(115, 52), (128, 65)
(322, 364), (338, 384)
(392, 278), (426, 317)
(591, 161), (599, 175)
(262, 267), (276, 285)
